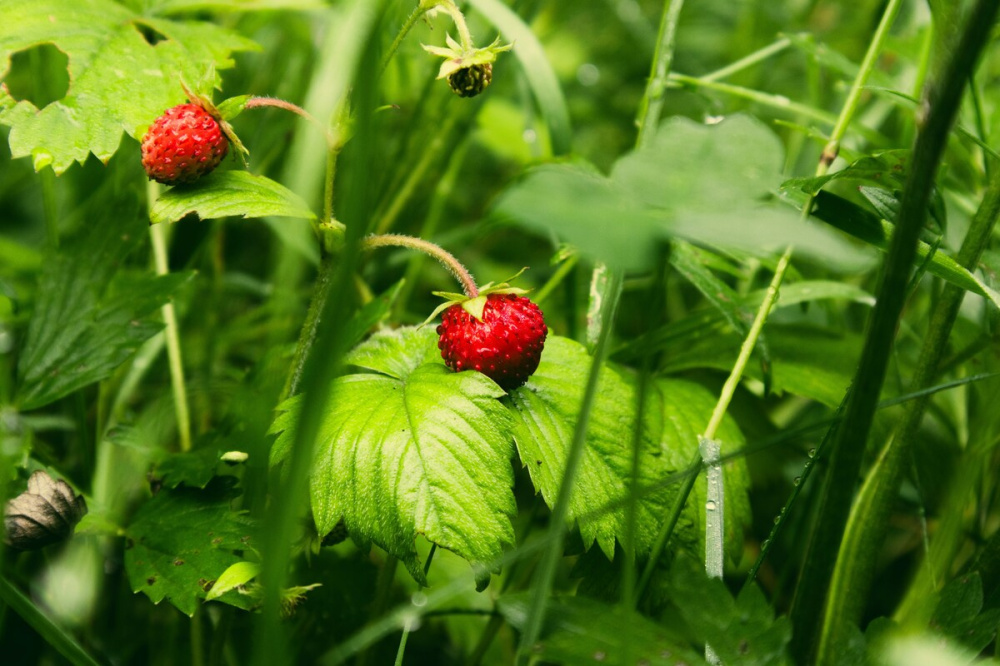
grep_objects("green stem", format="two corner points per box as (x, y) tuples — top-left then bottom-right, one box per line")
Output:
(635, 0), (685, 147)
(817, 0), (904, 172)
(381, 4), (430, 74)
(789, 1), (1000, 660)
(0, 575), (102, 666)
(668, 73), (839, 126)
(244, 97), (334, 146)
(148, 191), (192, 453)
(515, 272), (624, 663)
(362, 234), (478, 297)
(817, 135), (1000, 660)
(437, 0), (475, 51)
(698, 36), (792, 83)
(533, 254), (578, 306)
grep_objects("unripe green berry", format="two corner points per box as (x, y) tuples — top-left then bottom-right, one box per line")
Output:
(447, 63), (493, 98)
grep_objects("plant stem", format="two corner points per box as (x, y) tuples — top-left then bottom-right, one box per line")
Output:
(635, 0), (685, 148)
(817, 0), (904, 173)
(515, 272), (623, 663)
(437, 0), (475, 51)
(244, 97), (334, 146)
(148, 186), (192, 453)
(381, 4), (430, 74)
(697, 36), (792, 84)
(533, 254), (578, 306)
(789, 1), (1000, 659)
(362, 234), (479, 298)
(817, 132), (1000, 660)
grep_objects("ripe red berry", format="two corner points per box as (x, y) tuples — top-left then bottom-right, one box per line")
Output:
(437, 293), (547, 391)
(141, 103), (228, 185)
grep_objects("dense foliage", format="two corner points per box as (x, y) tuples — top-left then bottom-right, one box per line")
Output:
(2, 0), (1000, 664)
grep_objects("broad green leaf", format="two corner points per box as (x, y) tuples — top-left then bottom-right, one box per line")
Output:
(0, 0), (257, 173)
(507, 336), (750, 560)
(124, 482), (255, 616)
(493, 116), (870, 271)
(668, 561), (793, 665)
(15, 204), (192, 410)
(610, 115), (783, 211)
(270, 328), (516, 589)
(149, 171), (315, 224)
(497, 593), (705, 665)
(467, 0), (571, 156)
(205, 561), (260, 602)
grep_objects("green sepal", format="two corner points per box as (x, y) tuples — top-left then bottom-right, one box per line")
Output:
(216, 95), (252, 121)
(422, 35), (513, 80)
(461, 295), (488, 321)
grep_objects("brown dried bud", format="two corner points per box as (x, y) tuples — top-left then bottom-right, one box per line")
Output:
(5, 470), (87, 550)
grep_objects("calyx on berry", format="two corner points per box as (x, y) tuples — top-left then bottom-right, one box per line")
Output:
(422, 34), (512, 98)
(429, 271), (548, 391)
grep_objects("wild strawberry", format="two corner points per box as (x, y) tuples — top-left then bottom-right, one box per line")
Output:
(141, 103), (228, 185)
(436, 292), (547, 391)
(448, 63), (493, 98)
(423, 35), (511, 99)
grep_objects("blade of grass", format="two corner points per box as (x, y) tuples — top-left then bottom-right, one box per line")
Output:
(515, 271), (623, 663)
(0, 575), (103, 666)
(788, 1), (1000, 659)
(252, 5), (383, 665)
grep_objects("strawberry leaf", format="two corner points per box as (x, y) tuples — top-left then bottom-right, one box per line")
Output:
(0, 0), (257, 174)
(15, 199), (192, 411)
(507, 336), (750, 561)
(124, 481), (256, 616)
(149, 171), (315, 224)
(269, 327), (516, 590)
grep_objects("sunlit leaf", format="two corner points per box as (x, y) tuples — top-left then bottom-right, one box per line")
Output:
(150, 171), (315, 224)
(270, 327), (516, 589)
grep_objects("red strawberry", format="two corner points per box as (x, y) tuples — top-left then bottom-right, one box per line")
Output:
(141, 103), (228, 185)
(437, 293), (547, 391)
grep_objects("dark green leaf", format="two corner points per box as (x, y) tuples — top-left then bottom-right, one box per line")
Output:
(15, 206), (192, 410)
(270, 327), (516, 589)
(150, 171), (315, 225)
(668, 561), (792, 665)
(497, 592), (705, 665)
(124, 481), (255, 616)
(807, 190), (1000, 308)
(153, 447), (224, 490)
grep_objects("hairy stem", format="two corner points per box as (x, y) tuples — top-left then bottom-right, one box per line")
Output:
(381, 4), (430, 74)
(362, 233), (479, 298)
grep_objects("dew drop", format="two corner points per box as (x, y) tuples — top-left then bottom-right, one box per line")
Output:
(705, 500), (717, 511)
(808, 448), (816, 458)
(793, 476), (801, 486)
